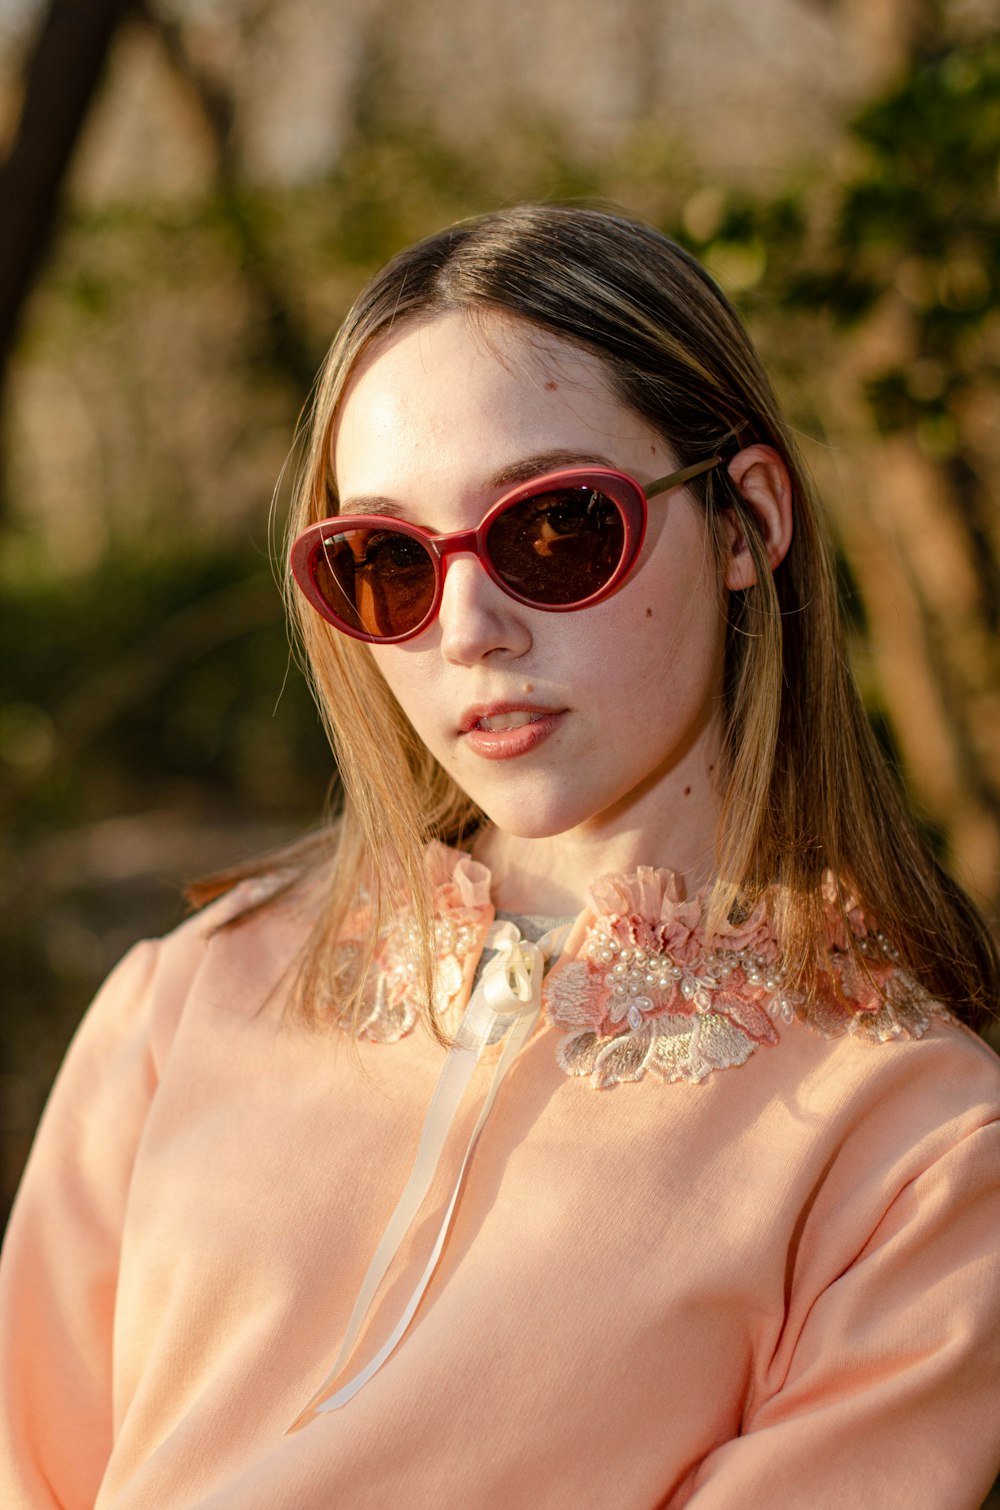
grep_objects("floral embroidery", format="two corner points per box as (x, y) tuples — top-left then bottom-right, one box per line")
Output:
(328, 844), (493, 1042)
(327, 845), (952, 1078)
(544, 869), (783, 1088)
(812, 932), (942, 1044)
(543, 867), (951, 1089)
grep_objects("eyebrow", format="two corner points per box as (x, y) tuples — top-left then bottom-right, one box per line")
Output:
(336, 449), (624, 519)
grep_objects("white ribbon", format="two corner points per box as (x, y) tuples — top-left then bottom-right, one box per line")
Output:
(288, 921), (567, 1430)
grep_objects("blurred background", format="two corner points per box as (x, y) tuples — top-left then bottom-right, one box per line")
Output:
(1, 0), (999, 1230)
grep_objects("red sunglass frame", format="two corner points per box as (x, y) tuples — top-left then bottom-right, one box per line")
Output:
(289, 457), (722, 644)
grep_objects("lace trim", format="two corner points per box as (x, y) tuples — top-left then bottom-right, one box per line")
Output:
(326, 851), (952, 1080)
(543, 869), (951, 1088)
(325, 844), (493, 1042)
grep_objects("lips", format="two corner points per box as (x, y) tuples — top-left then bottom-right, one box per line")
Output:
(458, 702), (562, 734)
(458, 702), (566, 760)
(473, 710), (546, 732)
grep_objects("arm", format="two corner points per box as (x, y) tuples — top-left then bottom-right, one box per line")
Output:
(0, 941), (161, 1510)
(684, 1120), (1000, 1510)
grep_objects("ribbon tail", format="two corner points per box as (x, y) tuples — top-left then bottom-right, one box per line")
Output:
(287, 921), (553, 1433)
(314, 1004), (538, 1417)
(287, 1038), (480, 1431)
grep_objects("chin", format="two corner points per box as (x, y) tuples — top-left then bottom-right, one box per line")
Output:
(476, 804), (587, 842)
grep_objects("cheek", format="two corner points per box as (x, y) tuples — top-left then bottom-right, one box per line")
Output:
(627, 502), (718, 609)
(367, 647), (445, 739)
(649, 594), (726, 680)
(584, 628), (723, 732)
(587, 562), (727, 696)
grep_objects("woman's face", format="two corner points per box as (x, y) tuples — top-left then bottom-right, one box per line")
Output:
(332, 311), (730, 856)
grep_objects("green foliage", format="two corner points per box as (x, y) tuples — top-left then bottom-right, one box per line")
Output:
(0, 543), (331, 838)
(660, 30), (1000, 439)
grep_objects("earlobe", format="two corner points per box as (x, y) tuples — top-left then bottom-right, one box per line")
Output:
(722, 444), (794, 591)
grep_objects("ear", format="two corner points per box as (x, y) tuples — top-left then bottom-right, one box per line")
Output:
(720, 444), (794, 590)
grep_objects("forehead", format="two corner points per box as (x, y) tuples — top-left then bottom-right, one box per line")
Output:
(340, 308), (615, 412)
(330, 311), (663, 495)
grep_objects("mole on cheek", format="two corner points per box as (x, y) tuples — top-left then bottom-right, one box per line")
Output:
(545, 381), (558, 391)
(683, 786), (692, 796)
(645, 607), (653, 619)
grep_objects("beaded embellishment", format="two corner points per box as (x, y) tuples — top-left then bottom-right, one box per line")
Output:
(543, 867), (949, 1088)
(812, 931), (943, 1044)
(327, 847), (949, 1080)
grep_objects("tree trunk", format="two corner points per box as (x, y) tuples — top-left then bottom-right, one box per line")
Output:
(0, 0), (134, 381)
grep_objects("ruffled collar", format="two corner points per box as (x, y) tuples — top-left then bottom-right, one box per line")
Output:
(327, 843), (948, 1087)
(324, 844), (495, 1043)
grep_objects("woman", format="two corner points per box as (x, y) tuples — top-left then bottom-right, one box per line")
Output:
(2, 205), (999, 1508)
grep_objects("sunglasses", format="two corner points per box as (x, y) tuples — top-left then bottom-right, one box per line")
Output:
(289, 456), (724, 644)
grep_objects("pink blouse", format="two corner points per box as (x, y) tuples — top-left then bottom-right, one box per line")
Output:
(2, 846), (999, 1508)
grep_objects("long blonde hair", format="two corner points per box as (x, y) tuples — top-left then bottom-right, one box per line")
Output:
(194, 204), (998, 1033)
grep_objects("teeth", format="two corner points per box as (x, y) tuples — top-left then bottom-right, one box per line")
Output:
(478, 710), (544, 731)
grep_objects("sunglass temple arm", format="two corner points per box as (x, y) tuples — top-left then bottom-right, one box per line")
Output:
(644, 455), (724, 500)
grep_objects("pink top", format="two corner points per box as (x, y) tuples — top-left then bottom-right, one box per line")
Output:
(2, 845), (999, 1508)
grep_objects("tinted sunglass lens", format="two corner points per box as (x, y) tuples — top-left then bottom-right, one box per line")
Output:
(486, 488), (626, 605)
(313, 527), (437, 638)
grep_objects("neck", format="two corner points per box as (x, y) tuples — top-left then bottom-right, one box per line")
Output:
(472, 772), (721, 916)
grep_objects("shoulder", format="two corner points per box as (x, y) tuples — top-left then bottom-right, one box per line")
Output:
(95, 871), (322, 1073)
(780, 910), (1000, 1142)
(794, 934), (1000, 1115)
(777, 1009), (1000, 1197)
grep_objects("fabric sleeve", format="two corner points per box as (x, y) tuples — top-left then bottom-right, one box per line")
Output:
(0, 941), (162, 1510)
(683, 1119), (1000, 1510)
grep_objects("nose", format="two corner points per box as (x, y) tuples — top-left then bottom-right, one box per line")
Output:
(436, 551), (532, 665)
